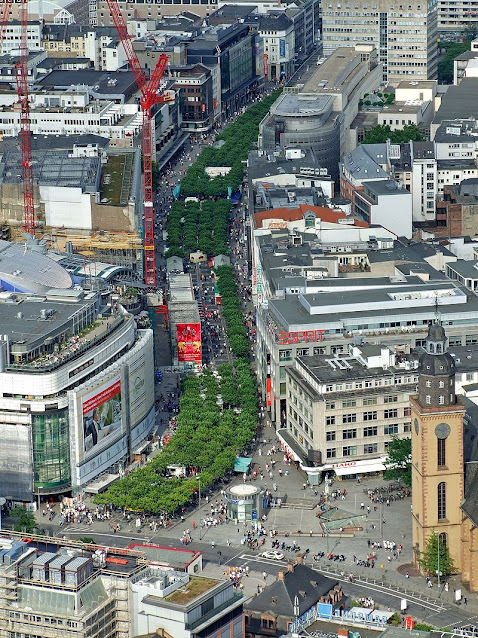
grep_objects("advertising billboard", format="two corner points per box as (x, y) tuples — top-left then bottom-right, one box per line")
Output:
(81, 376), (123, 459)
(177, 323), (202, 363)
(279, 38), (286, 58)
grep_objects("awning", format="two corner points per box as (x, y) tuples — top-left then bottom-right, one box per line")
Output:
(277, 428), (308, 464)
(332, 457), (387, 476)
(83, 473), (120, 494)
(233, 457), (253, 473)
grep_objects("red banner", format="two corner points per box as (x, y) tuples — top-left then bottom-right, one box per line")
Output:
(82, 379), (121, 415)
(177, 323), (202, 363)
(267, 377), (272, 406)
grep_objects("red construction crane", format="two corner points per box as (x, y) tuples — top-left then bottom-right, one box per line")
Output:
(0, 0), (35, 235)
(16, 0), (35, 235)
(105, 0), (173, 286)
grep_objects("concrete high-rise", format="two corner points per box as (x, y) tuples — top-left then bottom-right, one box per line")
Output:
(321, 0), (438, 85)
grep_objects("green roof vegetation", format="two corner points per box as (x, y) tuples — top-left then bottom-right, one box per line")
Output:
(165, 577), (220, 605)
(101, 154), (134, 206)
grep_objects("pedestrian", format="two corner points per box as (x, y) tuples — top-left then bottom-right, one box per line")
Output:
(464, 596), (468, 606)
(263, 571), (267, 581)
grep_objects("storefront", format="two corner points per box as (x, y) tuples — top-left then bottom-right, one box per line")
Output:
(277, 427), (388, 484)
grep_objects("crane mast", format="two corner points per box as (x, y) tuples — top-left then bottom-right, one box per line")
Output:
(105, 0), (171, 286)
(0, 0), (35, 235)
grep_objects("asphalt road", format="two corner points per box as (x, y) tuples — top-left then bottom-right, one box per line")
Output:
(51, 525), (477, 629)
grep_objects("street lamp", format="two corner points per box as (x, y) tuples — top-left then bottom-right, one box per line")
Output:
(435, 531), (442, 587)
(197, 475), (202, 540)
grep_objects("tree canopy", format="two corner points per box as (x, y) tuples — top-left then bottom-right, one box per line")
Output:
(418, 531), (455, 578)
(437, 40), (472, 84)
(10, 507), (39, 534)
(94, 361), (257, 514)
(179, 90), (281, 199)
(362, 124), (424, 145)
(383, 436), (411, 487)
(165, 89), (282, 259)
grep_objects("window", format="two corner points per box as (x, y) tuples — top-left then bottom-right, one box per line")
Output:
(384, 423), (399, 435)
(404, 407), (411, 417)
(298, 348), (309, 356)
(343, 428), (357, 439)
(364, 426), (378, 437)
(325, 385), (333, 392)
(326, 401), (336, 410)
(439, 380), (445, 388)
(384, 408), (398, 418)
(439, 396), (445, 405)
(363, 411), (378, 421)
(342, 413), (357, 423)
(313, 346), (326, 355)
(426, 380), (431, 387)
(279, 350), (291, 361)
(426, 395), (431, 404)
(438, 482), (446, 520)
(438, 438), (446, 467)
(384, 395), (398, 403)
(326, 431), (336, 441)
(364, 443), (378, 454)
(342, 399), (356, 408)
(404, 422), (411, 433)
(327, 448), (336, 458)
(326, 416), (336, 426)
(363, 397), (378, 406)
(343, 445), (357, 457)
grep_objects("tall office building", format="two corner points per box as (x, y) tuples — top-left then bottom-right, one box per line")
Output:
(437, 0), (478, 33)
(321, 0), (438, 85)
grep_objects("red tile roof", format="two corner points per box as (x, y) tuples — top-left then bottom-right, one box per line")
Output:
(254, 204), (368, 228)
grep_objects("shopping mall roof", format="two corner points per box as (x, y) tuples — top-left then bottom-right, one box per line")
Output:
(0, 291), (96, 358)
(0, 240), (72, 293)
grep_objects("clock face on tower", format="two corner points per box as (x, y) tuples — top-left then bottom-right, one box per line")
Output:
(414, 418), (419, 435)
(435, 423), (451, 439)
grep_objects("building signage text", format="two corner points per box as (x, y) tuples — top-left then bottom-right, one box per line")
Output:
(278, 329), (325, 345)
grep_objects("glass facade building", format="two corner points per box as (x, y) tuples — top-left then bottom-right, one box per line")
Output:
(32, 409), (71, 492)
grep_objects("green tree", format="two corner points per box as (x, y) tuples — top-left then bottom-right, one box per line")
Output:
(383, 436), (411, 486)
(362, 124), (424, 145)
(418, 530), (455, 577)
(437, 41), (470, 84)
(10, 507), (39, 534)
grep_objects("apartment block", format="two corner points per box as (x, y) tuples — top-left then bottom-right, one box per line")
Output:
(321, 0), (438, 84)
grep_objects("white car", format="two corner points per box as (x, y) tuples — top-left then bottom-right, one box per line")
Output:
(261, 550), (285, 560)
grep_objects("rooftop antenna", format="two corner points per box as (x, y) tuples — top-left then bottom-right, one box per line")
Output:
(434, 291), (440, 324)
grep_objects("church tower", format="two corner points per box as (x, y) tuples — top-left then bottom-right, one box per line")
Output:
(411, 322), (465, 571)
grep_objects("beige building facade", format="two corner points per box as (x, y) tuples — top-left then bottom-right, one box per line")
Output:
(321, 0), (438, 84)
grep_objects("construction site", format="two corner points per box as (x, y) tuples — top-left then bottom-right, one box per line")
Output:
(0, 0), (174, 286)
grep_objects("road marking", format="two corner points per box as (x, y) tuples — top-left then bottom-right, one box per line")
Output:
(237, 554), (447, 613)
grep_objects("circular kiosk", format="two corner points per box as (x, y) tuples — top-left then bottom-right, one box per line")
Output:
(226, 483), (262, 522)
